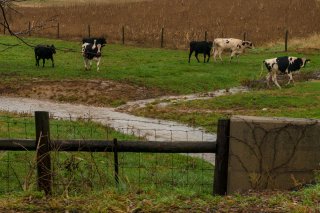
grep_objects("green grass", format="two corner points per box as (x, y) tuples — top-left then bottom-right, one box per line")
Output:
(132, 81), (320, 132)
(1, 35), (320, 94)
(0, 112), (213, 196)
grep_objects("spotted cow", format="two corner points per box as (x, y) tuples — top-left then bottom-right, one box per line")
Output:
(81, 37), (106, 71)
(263, 56), (310, 89)
(213, 38), (253, 62)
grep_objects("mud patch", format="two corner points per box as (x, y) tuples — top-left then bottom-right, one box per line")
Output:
(0, 79), (172, 107)
(242, 71), (320, 89)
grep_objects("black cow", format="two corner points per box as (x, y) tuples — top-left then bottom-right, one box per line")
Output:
(263, 56), (310, 89)
(188, 41), (213, 63)
(81, 37), (106, 71)
(34, 44), (56, 67)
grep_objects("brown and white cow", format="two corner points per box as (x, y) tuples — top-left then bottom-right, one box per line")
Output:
(263, 56), (310, 89)
(213, 38), (254, 62)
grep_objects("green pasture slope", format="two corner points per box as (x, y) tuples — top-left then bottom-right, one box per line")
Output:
(1, 35), (319, 94)
(133, 81), (320, 132)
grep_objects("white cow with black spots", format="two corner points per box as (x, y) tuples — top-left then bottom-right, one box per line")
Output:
(263, 56), (310, 89)
(213, 38), (254, 62)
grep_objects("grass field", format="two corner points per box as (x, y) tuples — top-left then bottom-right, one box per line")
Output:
(1, 35), (320, 105)
(1, 35), (320, 211)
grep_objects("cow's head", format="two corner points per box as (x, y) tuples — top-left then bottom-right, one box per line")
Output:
(242, 41), (254, 49)
(98, 37), (107, 47)
(301, 58), (311, 67)
(49, 45), (56, 54)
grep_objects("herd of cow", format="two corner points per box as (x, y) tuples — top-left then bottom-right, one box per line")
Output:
(34, 37), (310, 89)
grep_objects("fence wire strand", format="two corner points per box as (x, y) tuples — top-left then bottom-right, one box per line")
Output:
(0, 113), (214, 194)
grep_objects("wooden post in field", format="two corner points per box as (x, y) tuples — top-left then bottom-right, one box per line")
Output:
(285, 30), (289, 52)
(122, 26), (125, 45)
(161, 27), (164, 48)
(205, 31), (208, 41)
(88, 24), (91, 38)
(213, 119), (230, 195)
(28, 21), (31, 36)
(113, 138), (119, 186)
(57, 23), (60, 39)
(243, 32), (247, 41)
(35, 111), (52, 196)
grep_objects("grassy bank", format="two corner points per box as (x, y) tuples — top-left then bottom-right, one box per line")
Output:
(132, 81), (320, 132)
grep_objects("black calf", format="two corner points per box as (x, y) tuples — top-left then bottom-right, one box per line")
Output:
(188, 41), (213, 63)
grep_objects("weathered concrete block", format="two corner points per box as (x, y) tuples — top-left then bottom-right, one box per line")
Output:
(227, 116), (320, 194)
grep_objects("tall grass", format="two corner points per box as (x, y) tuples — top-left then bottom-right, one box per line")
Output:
(8, 0), (320, 49)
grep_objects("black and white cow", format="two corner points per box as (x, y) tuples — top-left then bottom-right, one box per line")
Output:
(213, 38), (253, 62)
(263, 56), (310, 89)
(34, 44), (56, 67)
(188, 41), (213, 63)
(81, 37), (107, 71)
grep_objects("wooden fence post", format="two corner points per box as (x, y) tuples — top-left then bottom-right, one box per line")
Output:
(285, 30), (288, 52)
(28, 21), (31, 36)
(205, 31), (208, 41)
(243, 32), (247, 41)
(113, 138), (119, 186)
(35, 111), (52, 196)
(57, 23), (60, 39)
(88, 24), (91, 38)
(213, 118), (230, 195)
(122, 26), (125, 45)
(161, 27), (164, 48)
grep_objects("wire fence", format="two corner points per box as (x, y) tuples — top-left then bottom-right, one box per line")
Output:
(0, 113), (215, 195)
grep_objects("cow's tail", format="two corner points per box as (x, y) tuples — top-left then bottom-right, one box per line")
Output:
(211, 41), (216, 55)
(259, 60), (265, 78)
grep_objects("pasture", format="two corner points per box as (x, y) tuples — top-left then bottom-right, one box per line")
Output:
(1, 35), (320, 107)
(1, 34), (320, 211)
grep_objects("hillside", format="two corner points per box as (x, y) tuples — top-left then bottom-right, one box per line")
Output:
(6, 0), (320, 49)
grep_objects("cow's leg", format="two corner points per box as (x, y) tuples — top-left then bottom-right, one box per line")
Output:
(287, 73), (294, 85)
(206, 52), (210, 63)
(271, 72), (281, 89)
(188, 50), (193, 63)
(266, 72), (271, 87)
(218, 50), (223, 62)
(230, 51), (236, 63)
(42, 58), (45, 67)
(195, 52), (200, 63)
(203, 53), (206, 63)
(35, 55), (39, 66)
(213, 48), (217, 62)
(96, 57), (101, 71)
(83, 58), (89, 70)
(51, 57), (54, 68)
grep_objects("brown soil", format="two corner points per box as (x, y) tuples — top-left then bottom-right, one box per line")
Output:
(0, 78), (169, 107)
